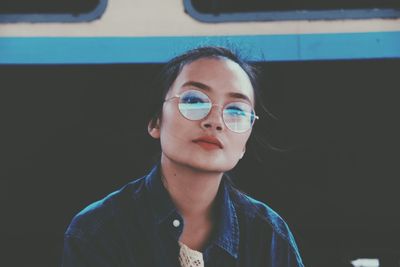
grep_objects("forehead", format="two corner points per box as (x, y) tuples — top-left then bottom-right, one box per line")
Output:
(170, 57), (255, 104)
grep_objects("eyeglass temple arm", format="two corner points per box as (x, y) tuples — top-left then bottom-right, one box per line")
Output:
(164, 94), (181, 102)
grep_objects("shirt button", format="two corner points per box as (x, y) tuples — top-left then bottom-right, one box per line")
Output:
(172, 219), (180, 228)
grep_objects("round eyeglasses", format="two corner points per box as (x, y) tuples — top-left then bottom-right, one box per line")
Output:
(164, 89), (259, 133)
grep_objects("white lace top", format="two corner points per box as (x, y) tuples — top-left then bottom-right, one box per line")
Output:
(178, 242), (204, 267)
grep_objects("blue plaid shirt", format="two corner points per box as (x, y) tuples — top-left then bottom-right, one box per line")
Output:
(63, 164), (304, 267)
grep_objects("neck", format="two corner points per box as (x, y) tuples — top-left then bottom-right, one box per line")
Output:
(160, 154), (223, 220)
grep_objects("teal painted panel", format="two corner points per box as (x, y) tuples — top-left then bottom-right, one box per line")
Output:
(0, 33), (399, 64)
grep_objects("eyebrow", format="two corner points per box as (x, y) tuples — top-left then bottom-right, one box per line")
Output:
(181, 81), (252, 103)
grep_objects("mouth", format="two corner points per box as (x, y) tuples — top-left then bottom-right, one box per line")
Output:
(193, 136), (223, 150)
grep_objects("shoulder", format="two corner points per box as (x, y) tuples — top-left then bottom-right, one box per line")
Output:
(232, 191), (289, 237)
(230, 188), (302, 261)
(65, 176), (146, 241)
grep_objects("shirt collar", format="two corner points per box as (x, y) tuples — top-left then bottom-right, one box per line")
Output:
(212, 176), (239, 259)
(144, 164), (178, 225)
(144, 164), (239, 259)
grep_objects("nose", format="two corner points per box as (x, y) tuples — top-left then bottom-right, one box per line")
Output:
(200, 104), (225, 131)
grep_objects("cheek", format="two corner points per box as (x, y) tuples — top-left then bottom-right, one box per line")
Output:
(160, 104), (178, 130)
(229, 132), (251, 154)
(159, 106), (193, 145)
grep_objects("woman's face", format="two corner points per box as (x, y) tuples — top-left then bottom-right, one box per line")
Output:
(149, 57), (255, 173)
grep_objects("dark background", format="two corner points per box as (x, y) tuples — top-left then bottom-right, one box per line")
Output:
(2, 60), (399, 266)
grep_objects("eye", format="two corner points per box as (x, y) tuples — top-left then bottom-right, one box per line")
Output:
(225, 105), (247, 117)
(181, 91), (207, 104)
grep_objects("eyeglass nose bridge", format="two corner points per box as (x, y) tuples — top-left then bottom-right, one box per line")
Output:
(210, 103), (223, 112)
(203, 103), (260, 127)
(200, 103), (226, 132)
(209, 103), (259, 119)
(199, 103), (223, 120)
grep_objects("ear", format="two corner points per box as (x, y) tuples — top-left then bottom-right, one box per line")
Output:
(148, 118), (161, 139)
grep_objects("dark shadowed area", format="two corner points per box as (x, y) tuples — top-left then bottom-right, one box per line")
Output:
(2, 60), (399, 267)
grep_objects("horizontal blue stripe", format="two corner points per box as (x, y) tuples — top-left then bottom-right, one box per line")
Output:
(0, 32), (399, 64)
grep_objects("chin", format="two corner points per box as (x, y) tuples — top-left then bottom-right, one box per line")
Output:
(185, 156), (238, 173)
(162, 149), (239, 173)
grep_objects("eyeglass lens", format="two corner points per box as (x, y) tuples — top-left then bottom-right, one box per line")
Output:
(178, 90), (255, 133)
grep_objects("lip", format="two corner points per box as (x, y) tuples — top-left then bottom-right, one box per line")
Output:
(193, 136), (223, 150)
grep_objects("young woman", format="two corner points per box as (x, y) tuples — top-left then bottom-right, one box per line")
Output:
(62, 46), (304, 267)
